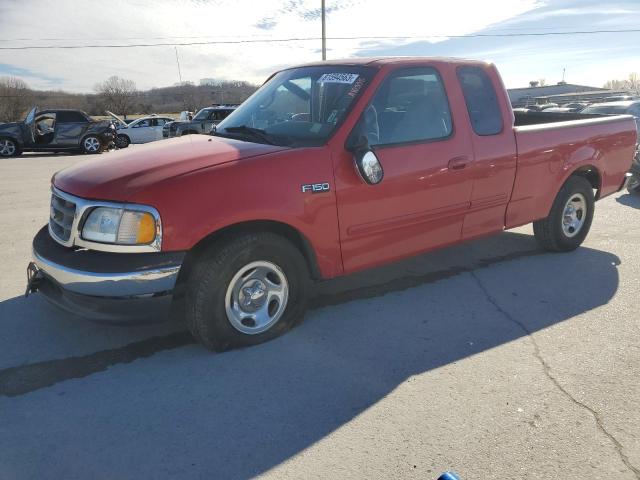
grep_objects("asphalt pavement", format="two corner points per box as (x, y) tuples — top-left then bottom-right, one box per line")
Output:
(0, 148), (638, 480)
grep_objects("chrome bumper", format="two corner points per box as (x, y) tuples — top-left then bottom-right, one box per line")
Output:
(29, 225), (184, 323)
(32, 246), (180, 297)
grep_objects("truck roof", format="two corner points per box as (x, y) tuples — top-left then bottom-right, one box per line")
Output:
(290, 56), (492, 69)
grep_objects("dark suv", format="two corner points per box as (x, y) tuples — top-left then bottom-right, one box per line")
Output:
(0, 107), (115, 157)
(162, 105), (237, 138)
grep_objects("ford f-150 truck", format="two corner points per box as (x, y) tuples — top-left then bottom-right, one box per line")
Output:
(27, 57), (637, 351)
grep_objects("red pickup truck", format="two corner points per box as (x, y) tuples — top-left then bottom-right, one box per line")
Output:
(28, 57), (637, 351)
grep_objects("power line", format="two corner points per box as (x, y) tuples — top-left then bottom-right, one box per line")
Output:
(1, 29), (640, 50)
(0, 25), (610, 42)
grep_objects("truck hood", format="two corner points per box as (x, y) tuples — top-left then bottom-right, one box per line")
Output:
(53, 135), (287, 201)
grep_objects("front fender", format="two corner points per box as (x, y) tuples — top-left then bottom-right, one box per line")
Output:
(130, 147), (344, 279)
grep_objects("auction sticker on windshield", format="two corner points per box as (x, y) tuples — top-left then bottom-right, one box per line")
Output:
(318, 73), (359, 84)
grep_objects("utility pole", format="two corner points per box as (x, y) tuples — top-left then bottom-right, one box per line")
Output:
(321, 0), (326, 60)
(175, 46), (183, 84)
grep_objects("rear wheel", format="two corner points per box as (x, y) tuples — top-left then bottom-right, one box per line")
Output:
(82, 135), (103, 154)
(533, 176), (594, 252)
(185, 232), (310, 351)
(0, 138), (20, 157)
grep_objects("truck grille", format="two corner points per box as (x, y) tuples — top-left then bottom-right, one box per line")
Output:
(49, 192), (76, 242)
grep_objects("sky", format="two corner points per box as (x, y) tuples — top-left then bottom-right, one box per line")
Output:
(0, 0), (639, 92)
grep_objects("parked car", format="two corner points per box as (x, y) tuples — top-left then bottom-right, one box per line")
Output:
(108, 113), (175, 148)
(580, 101), (640, 132)
(561, 102), (588, 112)
(539, 107), (575, 113)
(162, 105), (237, 138)
(27, 57), (636, 351)
(627, 145), (640, 194)
(0, 107), (115, 157)
(603, 95), (637, 102)
(523, 103), (558, 111)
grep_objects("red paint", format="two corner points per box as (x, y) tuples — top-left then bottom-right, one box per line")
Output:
(52, 58), (637, 280)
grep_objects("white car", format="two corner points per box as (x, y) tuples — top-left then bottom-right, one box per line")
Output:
(108, 112), (175, 148)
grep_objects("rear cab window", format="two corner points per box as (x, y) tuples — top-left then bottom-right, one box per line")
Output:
(457, 66), (503, 136)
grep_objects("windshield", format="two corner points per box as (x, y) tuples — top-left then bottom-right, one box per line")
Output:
(193, 108), (211, 121)
(215, 65), (376, 147)
(582, 105), (631, 115)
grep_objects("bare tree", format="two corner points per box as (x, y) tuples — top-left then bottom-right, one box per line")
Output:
(538, 78), (547, 87)
(603, 79), (627, 90)
(627, 73), (640, 94)
(603, 74), (640, 93)
(0, 76), (33, 122)
(94, 76), (138, 117)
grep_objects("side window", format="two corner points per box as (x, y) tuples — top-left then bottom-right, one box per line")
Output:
(360, 67), (452, 147)
(134, 119), (151, 128)
(457, 66), (503, 136)
(57, 111), (86, 123)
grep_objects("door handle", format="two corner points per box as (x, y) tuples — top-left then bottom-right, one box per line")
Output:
(448, 156), (469, 170)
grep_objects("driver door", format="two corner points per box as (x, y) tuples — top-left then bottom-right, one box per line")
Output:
(24, 107), (37, 146)
(335, 66), (475, 273)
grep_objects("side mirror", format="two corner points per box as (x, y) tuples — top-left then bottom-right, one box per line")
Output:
(354, 149), (384, 185)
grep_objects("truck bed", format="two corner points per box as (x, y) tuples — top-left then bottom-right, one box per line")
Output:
(507, 114), (638, 228)
(513, 110), (600, 126)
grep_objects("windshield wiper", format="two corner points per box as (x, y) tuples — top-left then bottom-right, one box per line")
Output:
(220, 125), (276, 145)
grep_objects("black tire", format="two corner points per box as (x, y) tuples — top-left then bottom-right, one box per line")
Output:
(533, 176), (595, 252)
(0, 137), (21, 157)
(185, 232), (310, 351)
(81, 135), (103, 154)
(115, 134), (130, 149)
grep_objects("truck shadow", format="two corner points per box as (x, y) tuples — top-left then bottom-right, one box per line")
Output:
(0, 232), (621, 479)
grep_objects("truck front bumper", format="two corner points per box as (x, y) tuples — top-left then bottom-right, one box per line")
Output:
(29, 226), (185, 323)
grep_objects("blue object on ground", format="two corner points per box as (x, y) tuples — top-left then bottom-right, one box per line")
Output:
(437, 472), (461, 480)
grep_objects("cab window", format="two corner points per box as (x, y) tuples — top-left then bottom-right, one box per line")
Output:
(457, 66), (503, 136)
(356, 67), (453, 147)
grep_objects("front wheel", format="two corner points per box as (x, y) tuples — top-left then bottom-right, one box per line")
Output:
(185, 232), (310, 351)
(533, 176), (595, 252)
(0, 138), (20, 157)
(81, 135), (103, 154)
(115, 134), (130, 149)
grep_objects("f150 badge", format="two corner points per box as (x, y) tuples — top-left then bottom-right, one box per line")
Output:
(301, 183), (330, 193)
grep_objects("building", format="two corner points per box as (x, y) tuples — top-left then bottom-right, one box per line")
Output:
(507, 82), (626, 107)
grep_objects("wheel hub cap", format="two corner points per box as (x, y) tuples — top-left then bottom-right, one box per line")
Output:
(0, 140), (15, 156)
(562, 193), (587, 238)
(239, 280), (268, 311)
(225, 261), (289, 335)
(85, 137), (100, 151)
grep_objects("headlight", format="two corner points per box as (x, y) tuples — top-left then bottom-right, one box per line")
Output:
(82, 207), (158, 245)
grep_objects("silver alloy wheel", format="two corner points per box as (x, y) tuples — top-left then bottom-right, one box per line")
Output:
(0, 139), (16, 156)
(225, 260), (289, 335)
(562, 192), (587, 238)
(83, 136), (101, 152)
